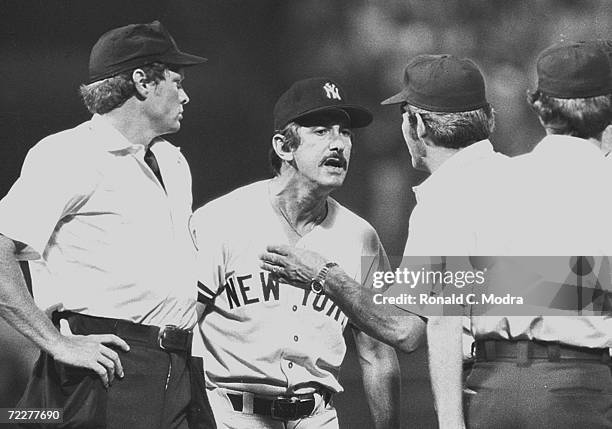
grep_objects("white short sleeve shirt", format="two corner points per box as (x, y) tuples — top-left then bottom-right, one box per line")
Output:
(0, 115), (198, 328)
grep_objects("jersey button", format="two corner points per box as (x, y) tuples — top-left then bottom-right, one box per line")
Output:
(293, 335), (298, 342)
(292, 305), (297, 312)
(288, 362), (294, 369)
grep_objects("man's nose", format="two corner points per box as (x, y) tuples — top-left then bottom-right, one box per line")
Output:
(329, 129), (347, 151)
(180, 88), (190, 105)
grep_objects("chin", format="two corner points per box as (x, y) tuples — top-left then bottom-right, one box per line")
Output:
(320, 177), (346, 189)
(163, 123), (181, 135)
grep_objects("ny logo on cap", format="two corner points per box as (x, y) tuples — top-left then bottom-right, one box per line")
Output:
(323, 82), (341, 100)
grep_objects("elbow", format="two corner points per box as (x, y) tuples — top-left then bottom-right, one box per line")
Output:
(397, 333), (423, 354)
(395, 316), (426, 354)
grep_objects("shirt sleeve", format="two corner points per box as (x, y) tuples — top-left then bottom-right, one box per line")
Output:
(386, 197), (475, 318)
(191, 204), (226, 304)
(0, 137), (96, 260)
(359, 227), (391, 289)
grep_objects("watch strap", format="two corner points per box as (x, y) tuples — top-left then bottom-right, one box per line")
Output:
(310, 262), (338, 295)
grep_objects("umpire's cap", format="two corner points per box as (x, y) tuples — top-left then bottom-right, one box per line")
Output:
(536, 41), (612, 98)
(273, 78), (373, 130)
(381, 54), (489, 112)
(89, 21), (207, 83)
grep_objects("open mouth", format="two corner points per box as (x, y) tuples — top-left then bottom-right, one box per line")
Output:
(322, 156), (347, 170)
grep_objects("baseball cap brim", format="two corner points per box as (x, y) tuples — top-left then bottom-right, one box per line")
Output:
(159, 50), (208, 66)
(380, 90), (408, 105)
(292, 104), (373, 128)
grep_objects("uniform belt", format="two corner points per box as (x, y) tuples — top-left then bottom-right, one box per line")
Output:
(53, 311), (193, 354)
(475, 339), (609, 365)
(226, 389), (332, 421)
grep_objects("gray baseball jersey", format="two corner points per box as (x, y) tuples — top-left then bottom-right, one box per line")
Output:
(191, 179), (389, 396)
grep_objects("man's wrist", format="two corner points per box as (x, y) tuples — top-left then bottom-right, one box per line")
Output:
(310, 262), (338, 295)
(321, 264), (344, 295)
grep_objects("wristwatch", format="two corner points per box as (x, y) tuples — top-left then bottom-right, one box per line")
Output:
(310, 262), (338, 295)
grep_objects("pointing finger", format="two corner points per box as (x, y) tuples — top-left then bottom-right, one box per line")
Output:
(94, 334), (130, 352)
(260, 252), (285, 266)
(266, 244), (289, 256)
(261, 261), (280, 273)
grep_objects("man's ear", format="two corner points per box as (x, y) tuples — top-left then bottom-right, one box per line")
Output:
(414, 113), (435, 146)
(272, 134), (294, 162)
(601, 124), (612, 156)
(132, 68), (151, 98)
(415, 113), (427, 139)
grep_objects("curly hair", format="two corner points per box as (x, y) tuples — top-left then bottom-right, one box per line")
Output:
(527, 90), (612, 139)
(79, 62), (171, 114)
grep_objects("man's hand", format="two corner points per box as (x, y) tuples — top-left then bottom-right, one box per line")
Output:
(52, 324), (130, 389)
(0, 235), (129, 389)
(259, 244), (327, 287)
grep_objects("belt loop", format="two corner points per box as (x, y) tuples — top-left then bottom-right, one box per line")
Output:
(516, 340), (529, 367)
(484, 340), (496, 361)
(242, 391), (254, 414)
(547, 343), (561, 362)
(602, 349), (611, 364)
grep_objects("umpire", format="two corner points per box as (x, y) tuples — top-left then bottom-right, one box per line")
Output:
(0, 22), (213, 428)
(461, 41), (612, 429)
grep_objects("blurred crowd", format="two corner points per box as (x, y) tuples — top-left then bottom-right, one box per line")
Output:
(275, 0), (612, 256)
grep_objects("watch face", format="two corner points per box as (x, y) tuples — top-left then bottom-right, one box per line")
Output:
(310, 280), (324, 295)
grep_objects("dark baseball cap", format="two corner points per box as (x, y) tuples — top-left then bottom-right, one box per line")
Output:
(89, 21), (207, 83)
(536, 41), (612, 98)
(273, 77), (373, 130)
(381, 54), (489, 112)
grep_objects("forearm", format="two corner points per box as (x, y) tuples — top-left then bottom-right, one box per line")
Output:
(360, 347), (401, 429)
(427, 316), (464, 429)
(325, 267), (425, 353)
(0, 236), (129, 386)
(0, 239), (62, 354)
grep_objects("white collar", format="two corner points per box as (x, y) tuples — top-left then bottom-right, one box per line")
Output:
(413, 139), (496, 201)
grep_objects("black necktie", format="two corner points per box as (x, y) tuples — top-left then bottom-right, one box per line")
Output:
(144, 147), (166, 191)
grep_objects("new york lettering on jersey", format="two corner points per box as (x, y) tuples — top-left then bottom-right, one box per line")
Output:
(199, 270), (348, 323)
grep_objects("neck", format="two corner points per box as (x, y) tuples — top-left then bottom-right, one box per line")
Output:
(422, 145), (460, 174)
(102, 100), (158, 149)
(544, 129), (605, 153)
(269, 173), (329, 229)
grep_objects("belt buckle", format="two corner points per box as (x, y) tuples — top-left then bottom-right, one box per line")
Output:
(270, 396), (311, 421)
(158, 325), (190, 352)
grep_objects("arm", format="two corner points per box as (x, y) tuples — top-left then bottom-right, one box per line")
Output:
(0, 235), (129, 388)
(325, 264), (426, 353)
(260, 245), (426, 353)
(427, 315), (465, 429)
(353, 328), (401, 429)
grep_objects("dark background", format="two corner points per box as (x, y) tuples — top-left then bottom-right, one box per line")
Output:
(1, 1), (610, 427)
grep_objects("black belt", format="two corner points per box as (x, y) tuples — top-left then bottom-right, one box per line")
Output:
(475, 340), (609, 365)
(226, 390), (332, 421)
(53, 311), (193, 354)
